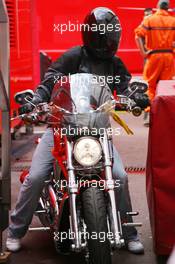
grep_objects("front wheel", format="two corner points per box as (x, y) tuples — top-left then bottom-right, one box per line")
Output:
(82, 187), (111, 264)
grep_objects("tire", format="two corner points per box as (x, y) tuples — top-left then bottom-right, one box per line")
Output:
(82, 187), (111, 264)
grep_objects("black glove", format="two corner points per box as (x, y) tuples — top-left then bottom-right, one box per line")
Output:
(18, 95), (43, 115)
(133, 93), (150, 110)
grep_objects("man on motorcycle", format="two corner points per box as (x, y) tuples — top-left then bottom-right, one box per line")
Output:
(7, 7), (148, 254)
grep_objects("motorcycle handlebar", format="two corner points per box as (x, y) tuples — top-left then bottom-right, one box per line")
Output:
(11, 95), (142, 122)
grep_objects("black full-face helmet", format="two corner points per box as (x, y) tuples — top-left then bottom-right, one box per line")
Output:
(82, 7), (122, 60)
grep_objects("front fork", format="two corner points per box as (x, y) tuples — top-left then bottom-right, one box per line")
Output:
(101, 131), (124, 248)
(66, 135), (141, 251)
(66, 141), (85, 252)
(66, 136), (123, 251)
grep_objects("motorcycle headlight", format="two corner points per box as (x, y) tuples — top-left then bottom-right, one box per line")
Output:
(73, 137), (102, 167)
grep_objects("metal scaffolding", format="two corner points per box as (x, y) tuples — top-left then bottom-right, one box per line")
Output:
(0, 0), (11, 260)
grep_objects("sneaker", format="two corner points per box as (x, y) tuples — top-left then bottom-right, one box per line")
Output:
(127, 240), (144, 254)
(6, 237), (22, 252)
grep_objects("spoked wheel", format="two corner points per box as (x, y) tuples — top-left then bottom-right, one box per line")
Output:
(82, 187), (112, 264)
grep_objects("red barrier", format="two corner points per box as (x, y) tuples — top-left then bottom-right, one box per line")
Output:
(146, 80), (175, 255)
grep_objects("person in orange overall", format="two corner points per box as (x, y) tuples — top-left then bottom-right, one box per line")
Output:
(135, 0), (175, 103)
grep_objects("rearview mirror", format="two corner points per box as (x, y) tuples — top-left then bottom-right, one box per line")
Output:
(14, 89), (34, 105)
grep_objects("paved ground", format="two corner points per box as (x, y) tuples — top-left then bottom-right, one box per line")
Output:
(1, 113), (170, 264)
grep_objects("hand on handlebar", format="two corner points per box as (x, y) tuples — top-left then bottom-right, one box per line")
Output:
(18, 103), (34, 115)
(18, 96), (43, 115)
(132, 93), (150, 110)
(114, 93), (150, 117)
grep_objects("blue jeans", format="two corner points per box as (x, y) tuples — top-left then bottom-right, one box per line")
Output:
(9, 128), (138, 241)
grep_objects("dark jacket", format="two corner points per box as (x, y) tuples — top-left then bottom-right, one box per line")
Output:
(36, 46), (131, 102)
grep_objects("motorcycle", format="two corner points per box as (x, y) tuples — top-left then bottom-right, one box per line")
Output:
(12, 73), (148, 264)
